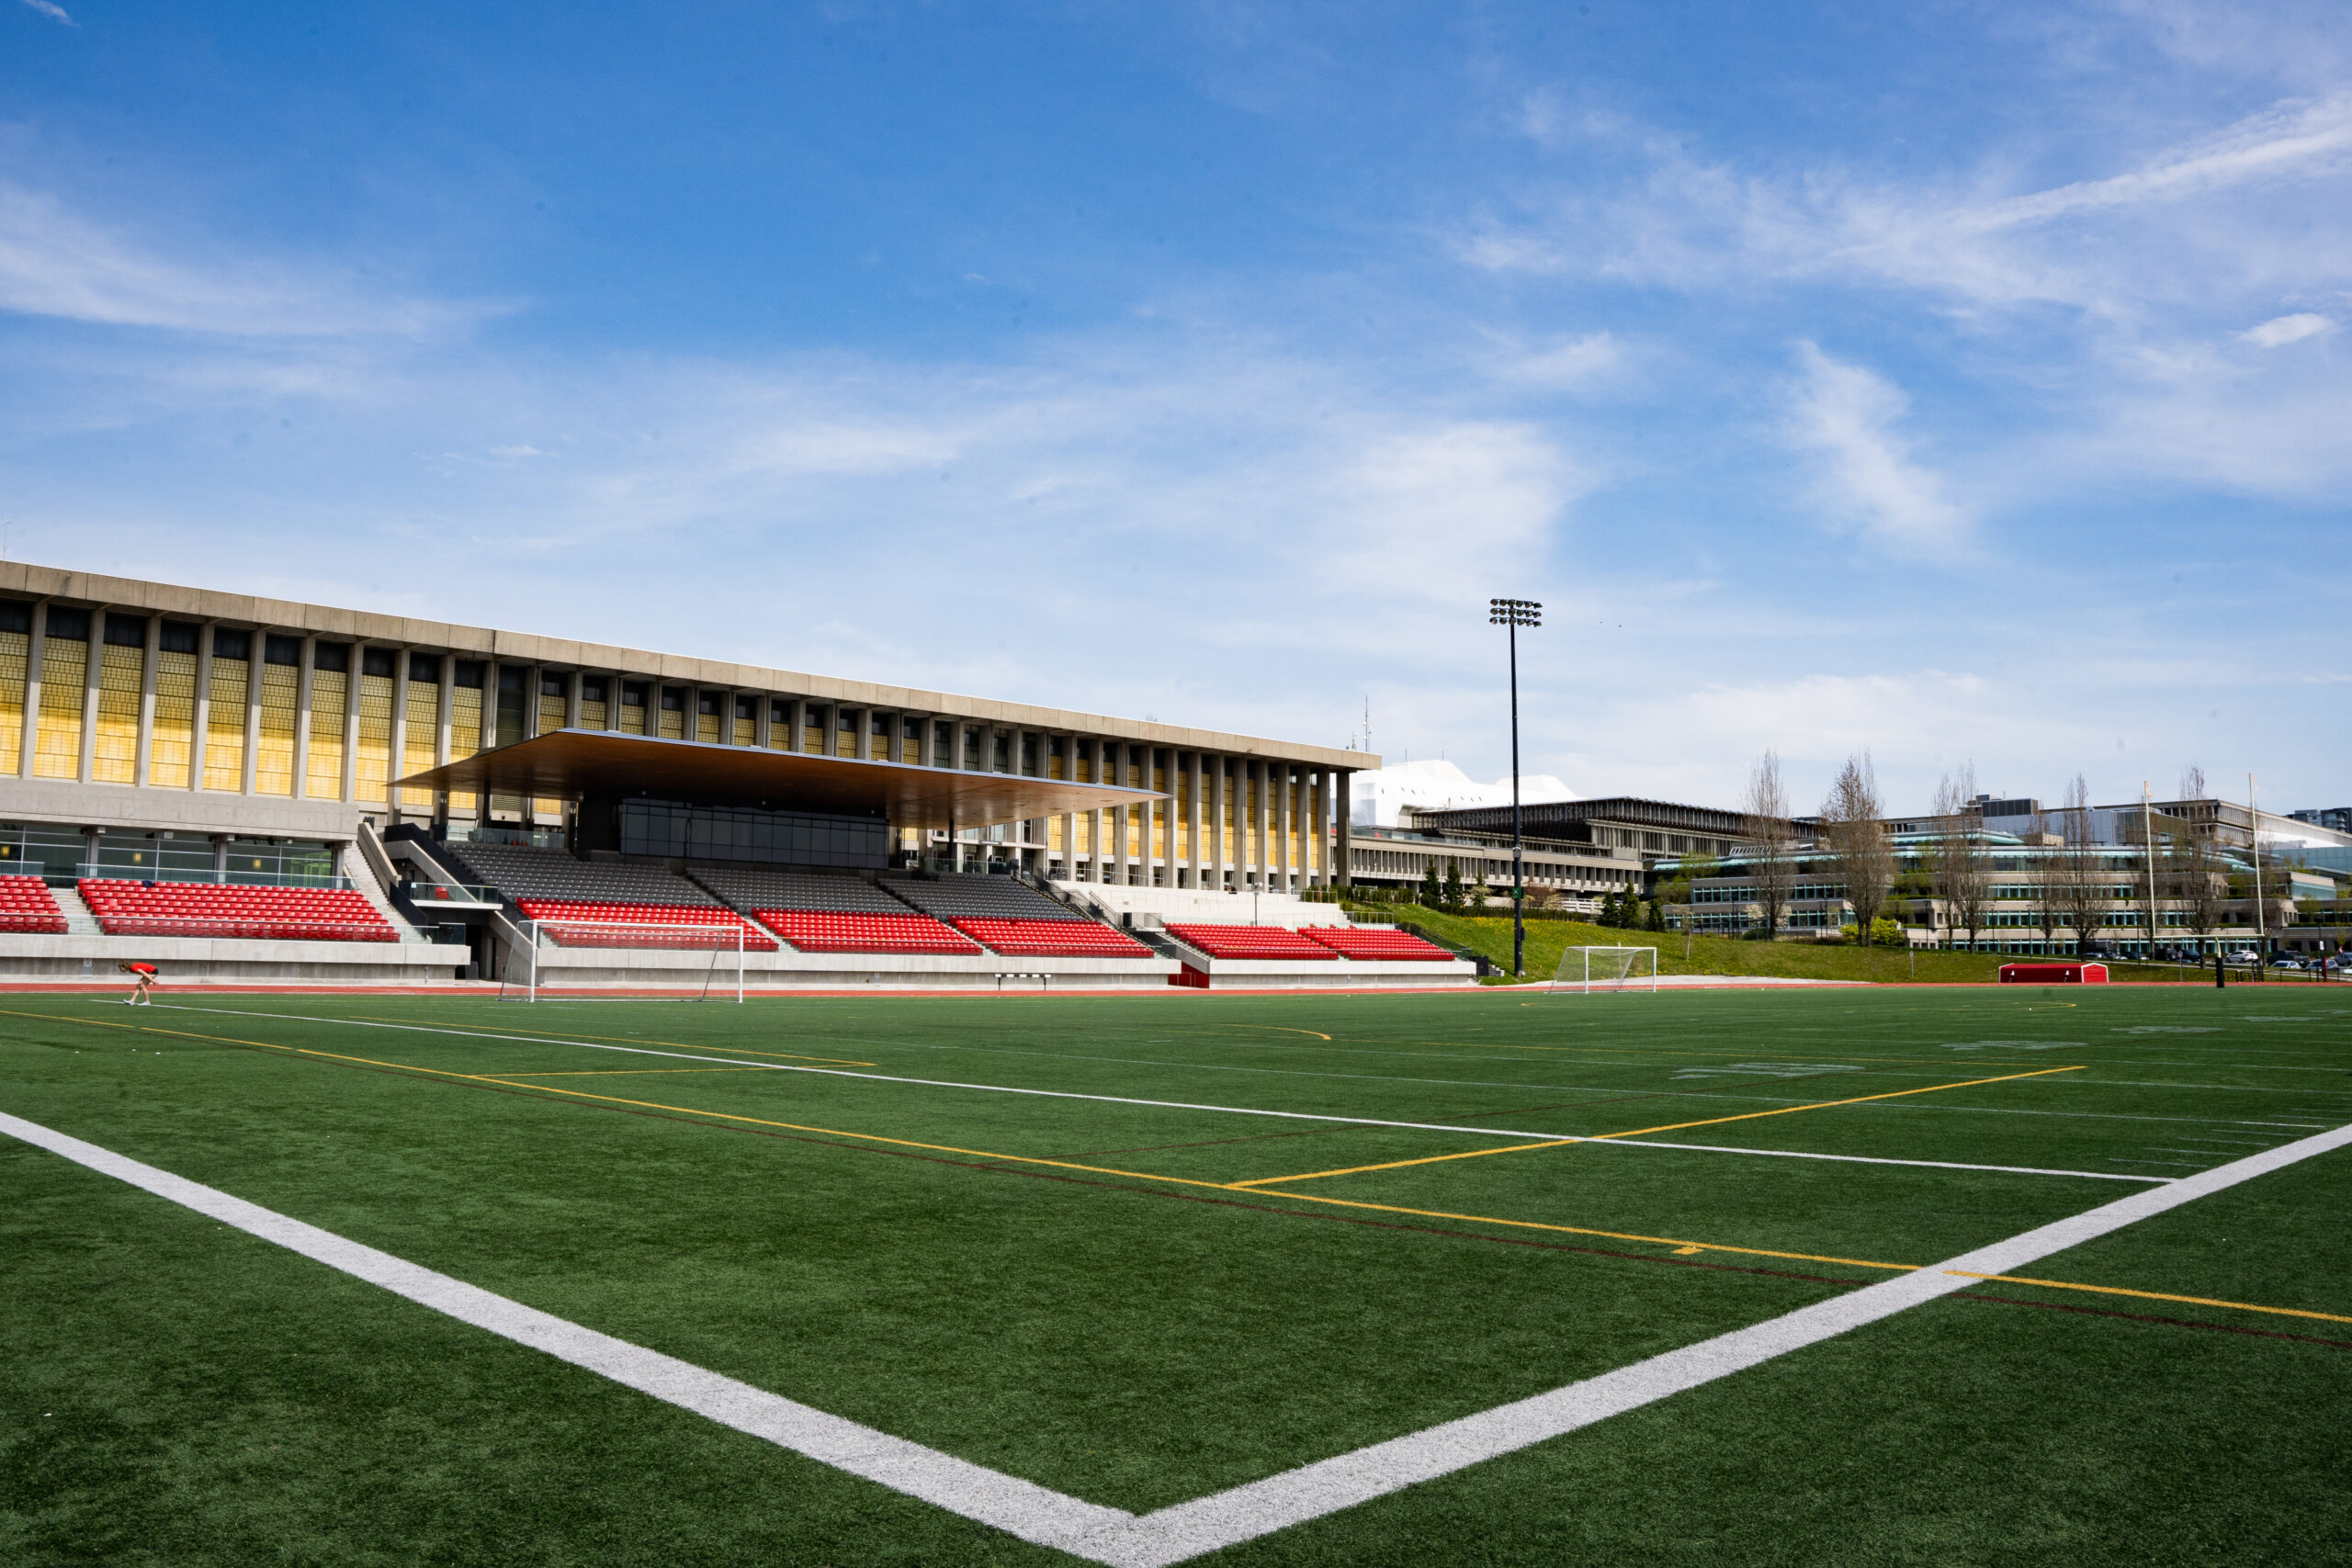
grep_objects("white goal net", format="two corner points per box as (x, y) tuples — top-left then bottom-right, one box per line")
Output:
(1550, 944), (1658, 994)
(497, 918), (752, 1003)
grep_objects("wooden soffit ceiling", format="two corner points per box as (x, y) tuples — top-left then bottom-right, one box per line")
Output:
(393, 730), (1165, 829)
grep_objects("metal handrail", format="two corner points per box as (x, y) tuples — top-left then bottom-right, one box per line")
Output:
(68, 863), (354, 891)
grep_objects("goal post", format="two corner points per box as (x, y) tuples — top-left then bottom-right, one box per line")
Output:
(1550, 944), (1658, 995)
(501, 919), (748, 1003)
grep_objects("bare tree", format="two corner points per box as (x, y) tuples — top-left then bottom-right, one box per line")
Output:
(1742, 750), (1796, 941)
(2174, 765), (2222, 953)
(1932, 763), (1991, 953)
(2056, 773), (2111, 954)
(1823, 752), (1894, 945)
(2031, 801), (2064, 953)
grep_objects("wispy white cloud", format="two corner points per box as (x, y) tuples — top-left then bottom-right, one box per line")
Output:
(0, 180), (481, 336)
(2240, 311), (2333, 346)
(1785, 344), (1970, 555)
(17, 0), (74, 25)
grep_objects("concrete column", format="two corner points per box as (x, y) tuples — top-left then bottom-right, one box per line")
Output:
(387, 651), (409, 825)
(136, 614), (163, 787)
(15, 598), (42, 778)
(1336, 770), (1353, 887)
(77, 610), (103, 782)
(566, 671), (583, 731)
(854, 709), (871, 761)
(1272, 763), (1290, 891)
(1254, 761), (1271, 890)
(788, 698), (807, 754)
(436, 656), (457, 764)
(1187, 751), (1204, 890)
(291, 635), (314, 799)
(1309, 769), (1327, 886)
(1061, 808), (1077, 879)
(754, 693), (772, 750)
(1111, 742), (1131, 886)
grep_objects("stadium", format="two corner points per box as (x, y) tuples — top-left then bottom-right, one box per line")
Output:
(0, 560), (1472, 992)
(4, 561), (2347, 1568)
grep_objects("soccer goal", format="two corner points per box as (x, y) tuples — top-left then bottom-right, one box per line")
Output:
(497, 919), (750, 1003)
(1550, 944), (1658, 994)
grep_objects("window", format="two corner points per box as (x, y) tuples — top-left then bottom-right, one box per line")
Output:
(162, 621), (203, 656)
(265, 634), (302, 666)
(104, 614), (149, 648)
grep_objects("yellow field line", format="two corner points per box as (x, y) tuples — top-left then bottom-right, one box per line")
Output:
(492, 1067), (772, 1077)
(1234, 1065), (2087, 1188)
(1229, 1138), (1584, 1187)
(0, 1008), (1918, 1274)
(35, 1008), (2336, 1322)
(348, 1014), (876, 1066)
(1590, 1066), (2086, 1140)
(1948, 1271), (2352, 1326)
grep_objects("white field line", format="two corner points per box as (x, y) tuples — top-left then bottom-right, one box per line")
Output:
(152, 1005), (2145, 1185)
(1592, 1138), (2168, 1183)
(6, 1110), (2346, 1567)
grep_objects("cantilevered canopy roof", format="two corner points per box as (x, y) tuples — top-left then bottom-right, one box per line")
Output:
(393, 730), (1164, 829)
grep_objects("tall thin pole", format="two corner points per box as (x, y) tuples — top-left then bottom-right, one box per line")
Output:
(1489, 599), (1540, 979)
(2142, 783), (2157, 959)
(1510, 615), (1523, 979)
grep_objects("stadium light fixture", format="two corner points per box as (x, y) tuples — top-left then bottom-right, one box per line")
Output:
(1488, 599), (1541, 977)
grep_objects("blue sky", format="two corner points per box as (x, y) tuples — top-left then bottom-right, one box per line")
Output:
(2, 0), (2345, 815)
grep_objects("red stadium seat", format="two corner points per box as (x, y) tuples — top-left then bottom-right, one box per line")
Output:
(950, 918), (1152, 958)
(1300, 928), (1455, 961)
(513, 897), (780, 952)
(0, 874), (67, 935)
(76, 879), (396, 942)
(1163, 924), (1340, 960)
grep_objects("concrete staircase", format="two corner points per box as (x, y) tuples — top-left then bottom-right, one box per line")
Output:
(343, 837), (435, 944)
(51, 883), (105, 936)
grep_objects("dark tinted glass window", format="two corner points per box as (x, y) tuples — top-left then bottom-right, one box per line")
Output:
(361, 648), (396, 678)
(162, 621), (202, 655)
(44, 607), (90, 641)
(265, 634), (302, 666)
(540, 674), (565, 697)
(211, 628), (251, 660)
(311, 640), (349, 672)
(408, 653), (441, 682)
(453, 660), (484, 688)
(497, 666), (528, 696)
(0, 601), (29, 635)
(104, 615), (149, 648)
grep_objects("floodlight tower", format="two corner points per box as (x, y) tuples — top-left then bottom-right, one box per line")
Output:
(1489, 598), (1542, 977)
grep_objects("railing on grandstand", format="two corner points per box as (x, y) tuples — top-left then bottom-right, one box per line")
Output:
(68, 863), (354, 891)
(74, 916), (400, 942)
(394, 876), (501, 906)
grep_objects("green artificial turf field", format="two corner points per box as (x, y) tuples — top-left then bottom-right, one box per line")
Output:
(4, 986), (2349, 1565)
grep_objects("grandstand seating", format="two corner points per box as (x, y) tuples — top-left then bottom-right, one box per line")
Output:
(1300, 927), (1456, 962)
(0, 875), (67, 935)
(950, 918), (1153, 958)
(690, 866), (979, 954)
(446, 841), (722, 907)
(1163, 924), (1340, 960)
(882, 874), (1091, 923)
(756, 909), (980, 955)
(510, 898), (779, 952)
(77, 879), (396, 942)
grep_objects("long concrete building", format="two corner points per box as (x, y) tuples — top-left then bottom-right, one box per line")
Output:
(0, 562), (1367, 893)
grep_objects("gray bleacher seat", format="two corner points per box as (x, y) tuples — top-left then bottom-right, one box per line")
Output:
(881, 874), (1089, 922)
(446, 842), (717, 907)
(690, 867), (910, 914)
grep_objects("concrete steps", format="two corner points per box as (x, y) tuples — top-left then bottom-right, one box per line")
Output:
(51, 884), (105, 936)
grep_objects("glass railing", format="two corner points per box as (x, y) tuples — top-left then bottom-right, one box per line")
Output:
(71, 863), (354, 891)
(395, 878), (499, 905)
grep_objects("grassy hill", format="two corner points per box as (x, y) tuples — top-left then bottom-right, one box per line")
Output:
(1356, 904), (2021, 985)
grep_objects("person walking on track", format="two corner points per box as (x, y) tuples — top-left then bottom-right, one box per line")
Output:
(119, 960), (159, 1006)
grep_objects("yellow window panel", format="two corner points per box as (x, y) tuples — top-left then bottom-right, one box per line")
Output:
(151, 649), (197, 789)
(34, 636), (88, 780)
(355, 674), (393, 804)
(202, 656), (248, 792)
(305, 668), (347, 800)
(92, 643), (145, 784)
(254, 660), (299, 796)
(0, 630), (26, 775)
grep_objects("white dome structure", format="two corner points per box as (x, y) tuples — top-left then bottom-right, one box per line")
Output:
(1349, 759), (1575, 828)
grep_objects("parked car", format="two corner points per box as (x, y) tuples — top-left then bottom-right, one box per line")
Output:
(2224, 950), (2261, 965)
(2269, 954), (2307, 970)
